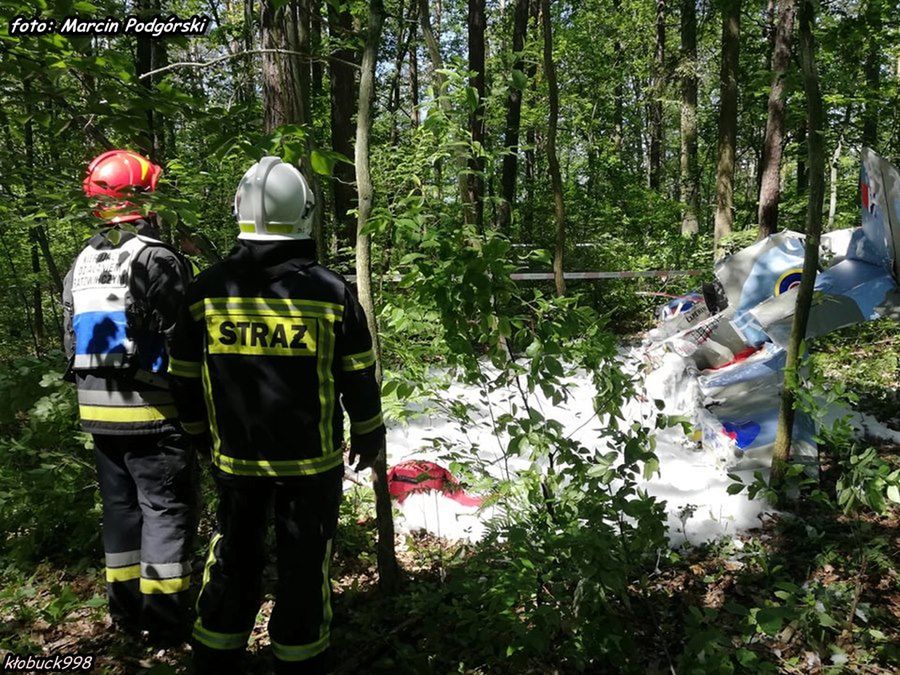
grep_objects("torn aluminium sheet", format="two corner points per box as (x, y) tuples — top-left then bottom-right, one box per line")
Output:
(647, 149), (900, 473)
(716, 231), (807, 347)
(742, 148), (900, 346)
(698, 396), (817, 471)
(858, 147), (900, 280)
(747, 257), (899, 346)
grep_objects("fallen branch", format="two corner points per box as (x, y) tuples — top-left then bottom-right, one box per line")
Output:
(138, 48), (359, 80)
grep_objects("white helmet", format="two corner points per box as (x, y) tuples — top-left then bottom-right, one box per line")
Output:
(234, 156), (315, 240)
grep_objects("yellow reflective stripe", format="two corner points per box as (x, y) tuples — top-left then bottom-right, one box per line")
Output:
(271, 633), (330, 662)
(192, 620), (251, 651)
(317, 319), (337, 455)
(239, 222), (296, 235)
(140, 575), (191, 594)
(350, 412), (384, 435)
(201, 355), (222, 456)
(106, 564), (140, 583)
(266, 224), (297, 234)
(192, 534), (251, 651)
(320, 539), (332, 639)
(182, 419), (208, 435)
(195, 533), (222, 616)
(169, 357), (202, 378)
(205, 297), (342, 312)
(79, 404), (177, 423)
(212, 451), (343, 477)
(201, 534), (221, 591)
(203, 297), (343, 320)
(189, 299), (205, 321)
(341, 349), (375, 372)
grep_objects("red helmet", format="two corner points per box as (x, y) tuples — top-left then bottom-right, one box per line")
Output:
(83, 150), (162, 223)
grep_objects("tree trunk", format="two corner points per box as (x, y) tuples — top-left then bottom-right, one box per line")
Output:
(0, 225), (37, 353)
(827, 111), (849, 229)
(498, 0), (529, 231)
(23, 99), (44, 349)
(260, 0), (305, 128)
(18, 92), (62, 295)
(134, 0), (166, 162)
(757, 0), (796, 238)
(613, 0), (624, 152)
(410, 40), (420, 126)
(355, 0), (400, 594)
(796, 119), (807, 195)
(649, 0), (666, 190)
(388, 0), (409, 145)
(311, 0), (323, 94)
(713, 0), (741, 252)
(771, 0), (824, 488)
(826, 134), (842, 230)
(468, 0), (486, 232)
(680, 0), (699, 236)
(296, 0), (326, 260)
(524, 125), (536, 236)
(242, 0), (255, 102)
(0, 108), (37, 349)
(522, 0), (540, 237)
(754, 0), (775, 193)
(540, 0), (566, 296)
(419, 0), (471, 222)
(861, 0), (880, 148)
(328, 1), (358, 248)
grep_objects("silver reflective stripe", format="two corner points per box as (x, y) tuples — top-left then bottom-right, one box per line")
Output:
(77, 389), (175, 407)
(141, 561), (192, 580)
(105, 550), (141, 567)
(74, 353), (128, 369)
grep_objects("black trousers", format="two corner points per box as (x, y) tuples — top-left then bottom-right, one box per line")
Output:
(193, 469), (342, 675)
(93, 431), (198, 638)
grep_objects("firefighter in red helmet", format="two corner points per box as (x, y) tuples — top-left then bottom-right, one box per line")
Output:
(62, 150), (198, 643)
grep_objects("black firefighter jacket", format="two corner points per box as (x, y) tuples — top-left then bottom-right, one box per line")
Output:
(168, 238), (385, 478)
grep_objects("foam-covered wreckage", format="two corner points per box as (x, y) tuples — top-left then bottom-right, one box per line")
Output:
(646, 149), (900, 470)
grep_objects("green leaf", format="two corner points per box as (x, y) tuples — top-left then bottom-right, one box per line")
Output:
(511, 69), (529, 90)
(736, 648), (758, 666)
(755, 607), (785, 635)
(886, 484), (900, 503)
(465, 86), (479, 114)
(817, 611), (837, 628)
(643, 457), (659, 480)
(310, 149), (336, 176)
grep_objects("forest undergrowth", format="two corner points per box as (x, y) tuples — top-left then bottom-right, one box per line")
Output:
(1, 317), (897, 674)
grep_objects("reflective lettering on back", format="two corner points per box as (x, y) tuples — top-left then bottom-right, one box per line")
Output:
(207, 313), (318, 356)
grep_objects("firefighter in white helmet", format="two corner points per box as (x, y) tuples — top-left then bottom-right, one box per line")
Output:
(169, 157), (384, 674)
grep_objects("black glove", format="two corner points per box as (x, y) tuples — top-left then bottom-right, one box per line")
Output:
(349, 434), (383, 472)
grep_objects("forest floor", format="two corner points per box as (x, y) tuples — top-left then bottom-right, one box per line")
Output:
(0, 324), (897, 673)
(2, 437), (898, 674)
